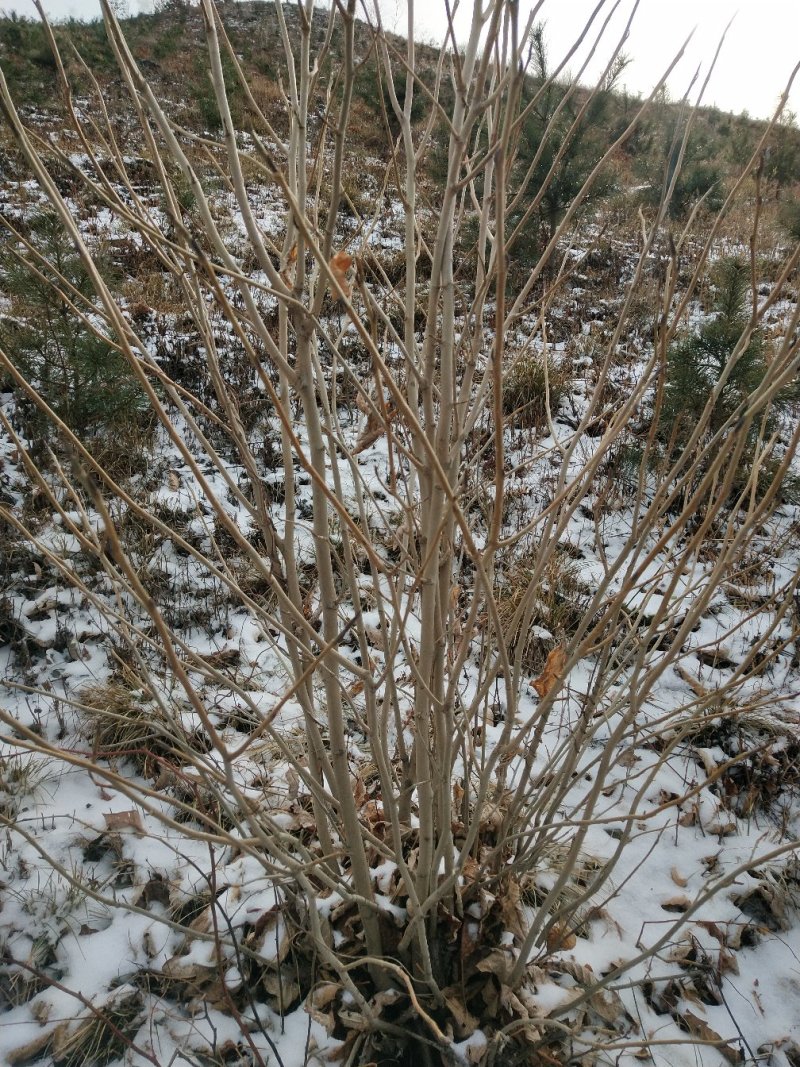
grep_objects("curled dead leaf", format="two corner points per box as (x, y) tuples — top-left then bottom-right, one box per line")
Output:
(717, 947), (740, 976)
(660, 895), (691, 913)
(546, 922), (577, 953)
(696, 920), (727, 944)
(681, 1011), (743, 1064)
(531, 646), (567, 698)
(329, 250), (354, 300)
(7, 1026), (67, 1067)
(670, 867), (689, 888)
(678, 803), (698, 827)
(307, 983), (341, 1034)
(442, 989), (479, 1038)
(676, 664), (709, 698)
(355, 404), (397, 454)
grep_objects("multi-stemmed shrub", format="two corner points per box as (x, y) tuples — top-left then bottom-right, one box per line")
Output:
(0, 3), (799, 1065)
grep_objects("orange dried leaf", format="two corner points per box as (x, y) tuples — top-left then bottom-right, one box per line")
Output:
(282, 244), (298, 284)
(546, 922), (577, 952)
(329, 251), (354, 299)
(532, 646), (567, 698)
(676, 664), (709, 698)
(670, 867), (689, 887)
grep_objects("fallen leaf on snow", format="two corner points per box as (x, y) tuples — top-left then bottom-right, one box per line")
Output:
(675, 664), (709, 697)
(680, 1010), (743, 1064)
(670, 867), (689, 887)
(660, 895), (691, 913)
(532, 646), (567, 698)
(103, 809), (144, 834)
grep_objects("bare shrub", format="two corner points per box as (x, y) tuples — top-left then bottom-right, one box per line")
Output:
(0, 2), (799, 1065)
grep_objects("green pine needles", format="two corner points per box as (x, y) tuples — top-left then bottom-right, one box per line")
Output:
(0, 211), (148, 464)
(663, 258), (766, 437)
(660, 256), (799, 502)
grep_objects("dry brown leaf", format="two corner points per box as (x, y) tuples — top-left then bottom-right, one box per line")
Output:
(442, 989), (479, 1038)
(307, 983), (341, 1033)
(329, 250), (354, 299)
(167, 470), (180, 491)
(676, 664), (709, 698)
(589, 987), (627, 1025)
(263, 971), (301, 1007)
(531, 646), (567, 698)
(354, 405), (397, 454)
(475, 946), (515, 984)
(7, 1026), (65, 1067)
(660, 895), (691, 913)
(546, 922), (577, 952)
(706, 819), (738, 837)
(696, 920), (727, 944)
(670, 867), (689, 888)
(678, 802), (699, 827)
(717, 947), (740, 976)
(103, 809), (144, 834)
(681, 1011), (743, 1064)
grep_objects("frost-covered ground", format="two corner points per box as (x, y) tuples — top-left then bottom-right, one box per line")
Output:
(2, 132), (800, 1067)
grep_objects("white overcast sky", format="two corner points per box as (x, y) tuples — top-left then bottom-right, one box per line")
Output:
(10, 0), (800, 121)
